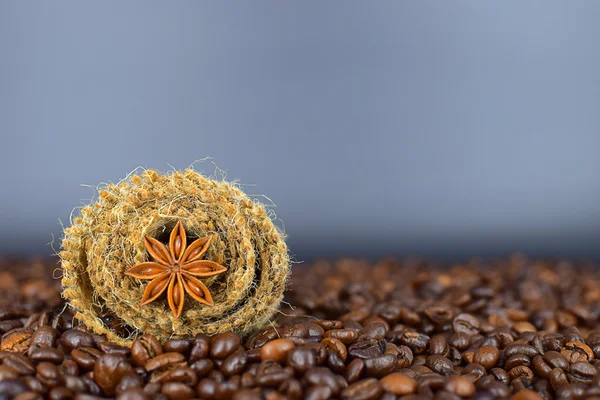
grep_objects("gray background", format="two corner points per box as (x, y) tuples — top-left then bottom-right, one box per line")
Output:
(1, 1), (599, 261)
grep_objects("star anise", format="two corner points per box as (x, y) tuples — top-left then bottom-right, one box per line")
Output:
(125, 221), (227, 318)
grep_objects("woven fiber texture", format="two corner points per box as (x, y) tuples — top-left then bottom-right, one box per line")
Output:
(60, 169), (289, 346)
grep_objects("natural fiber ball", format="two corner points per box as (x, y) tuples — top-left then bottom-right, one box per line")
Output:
(60, 169), (289, 346)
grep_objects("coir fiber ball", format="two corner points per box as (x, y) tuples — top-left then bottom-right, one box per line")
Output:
(60, 169), (289, 346)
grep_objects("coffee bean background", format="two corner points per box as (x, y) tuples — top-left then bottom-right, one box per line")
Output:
(1, 256), (600, 399)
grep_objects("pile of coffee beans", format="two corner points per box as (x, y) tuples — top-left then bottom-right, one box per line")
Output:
(1, 255), (600, 399)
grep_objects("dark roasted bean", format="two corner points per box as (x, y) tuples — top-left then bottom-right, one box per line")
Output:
(473, 345), (499, 369)
(4, 353), (35, 374)
(549, 367), (569, 390)
(562, 341), (594, 363)
(363, 354), (396, 378)
(286, 347), (316, 374)
(568, 361), (597, 384)
(399, 331), (429, 354)
(341, 378), (382, 400)
(161, 381), (194, 400)
(59, 329), (94, 352)
(131, 335), (163, 367)
(221, 347), (247, 376)
(36, 362), (64, 388)
(210, 333), (241, 359)
(93, 354), (133, 396)
(260, 338), (295, 363)
(453, 314), (480, 335)
(71, 347), (102, 370)
(144, 352), (185, 372)
(323, 329), (358, 344)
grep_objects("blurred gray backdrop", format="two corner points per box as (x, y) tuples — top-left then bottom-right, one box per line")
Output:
(1, 1), (599, 261)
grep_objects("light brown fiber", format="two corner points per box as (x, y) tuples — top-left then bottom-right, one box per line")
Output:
(60, 169), (289, 346)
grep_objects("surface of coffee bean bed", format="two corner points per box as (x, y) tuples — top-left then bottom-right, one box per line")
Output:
(1, 256), (600, 399)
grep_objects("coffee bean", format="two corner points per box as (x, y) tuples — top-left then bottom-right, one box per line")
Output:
(445, 375), (475, 397)
(161, 382), (194, 400)
(380, 372), (417, 395)
(115, 373), (143, 394)
(260, 338), (295, 363)
(286, 347), (316, 374)
(341, 378), (382, 400)
(71, 347), (102, 370)
(4, 353), (35, 374)
(504, 343), (539, 358)
(29, 326), (56, 350)
(473, 345), (499, 369)
(363, 354), (395, 378)
(399, 331), (429, 354)
(453, 314), (480, 336)
(59, 329), (94, 352)
(144, 352), (185, 372)
(322, 338), (347, 362)
(93, 354), (132, 396)
(568, 361), (597, 384)
(210, 333), (241, 359)
(430, 334), (449, 355)
(508, 365), (534, 384)
(323, 329), (358, 344)
(190, 358), (214, 377)
(36, 361), (64, 388)
(221, 347), (247, 376)
(505, 353), (531, 370)
(131, 335), (163, 367)
(562, 341), (594, 363)
(1, 328), (33, 352)
(512, 389), (543, 400)
(549, 367), (569, 390)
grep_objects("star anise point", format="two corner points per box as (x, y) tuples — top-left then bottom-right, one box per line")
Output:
(125, 222), (226, 318)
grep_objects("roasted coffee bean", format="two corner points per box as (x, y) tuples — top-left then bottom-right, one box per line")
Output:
(323, 329), (358, 344)
(348, 336), (386, 359)
(4, 353), (35, 374)
(322, 338), (347, 362)
(504, 343), (539, 358)
(512, 389), (544, 400)
(93, 354), (133, 396)
(461, 363), (486, 383)
(0, 379), (28, 397)
(345, 358), (365, 383)
(453, 314), (480, 335)
(425, 355), (453, 374)
(71, 347), (102, 370)
(190, 358), (214, 377)
(98, 342), (130, 356)
(550, 367), (569, 390)
(445, 375), (475, 398)
(543, 351), (569, 370)
(508, 365), (534, 384)
(314, 320), (343, 331)
(144, 352), (185, 372)
(505, 353), (531, 370)
(568, 361), (597, 384)
(210, 333), (241, 359)
(59, 329), (94, 352)
(384, 344), (413, 368)
(286, 347), (316, 374)
(341, 378), (382, 400)
(430, 334), (448, 355)
(163, 339), (191, 355)
(562, 341), (594, 363)
(472, 345), (499, 369)
(221, 347), (247, 376)
(260, 338), (295, 363)
(305, 367), (343, 395)
(380, 372), (417, 395)
(161, 381), (194, 400)
(36, 362), (64, 388)
(131, 335), (163, 367)
(399, 331), (429, 354)
(1, 328), (33, 352)
(363, 354), (395, 378)
(29, 326), (56, 350)
(115, 372), (143, 394)
(532, 355), (552, 379)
